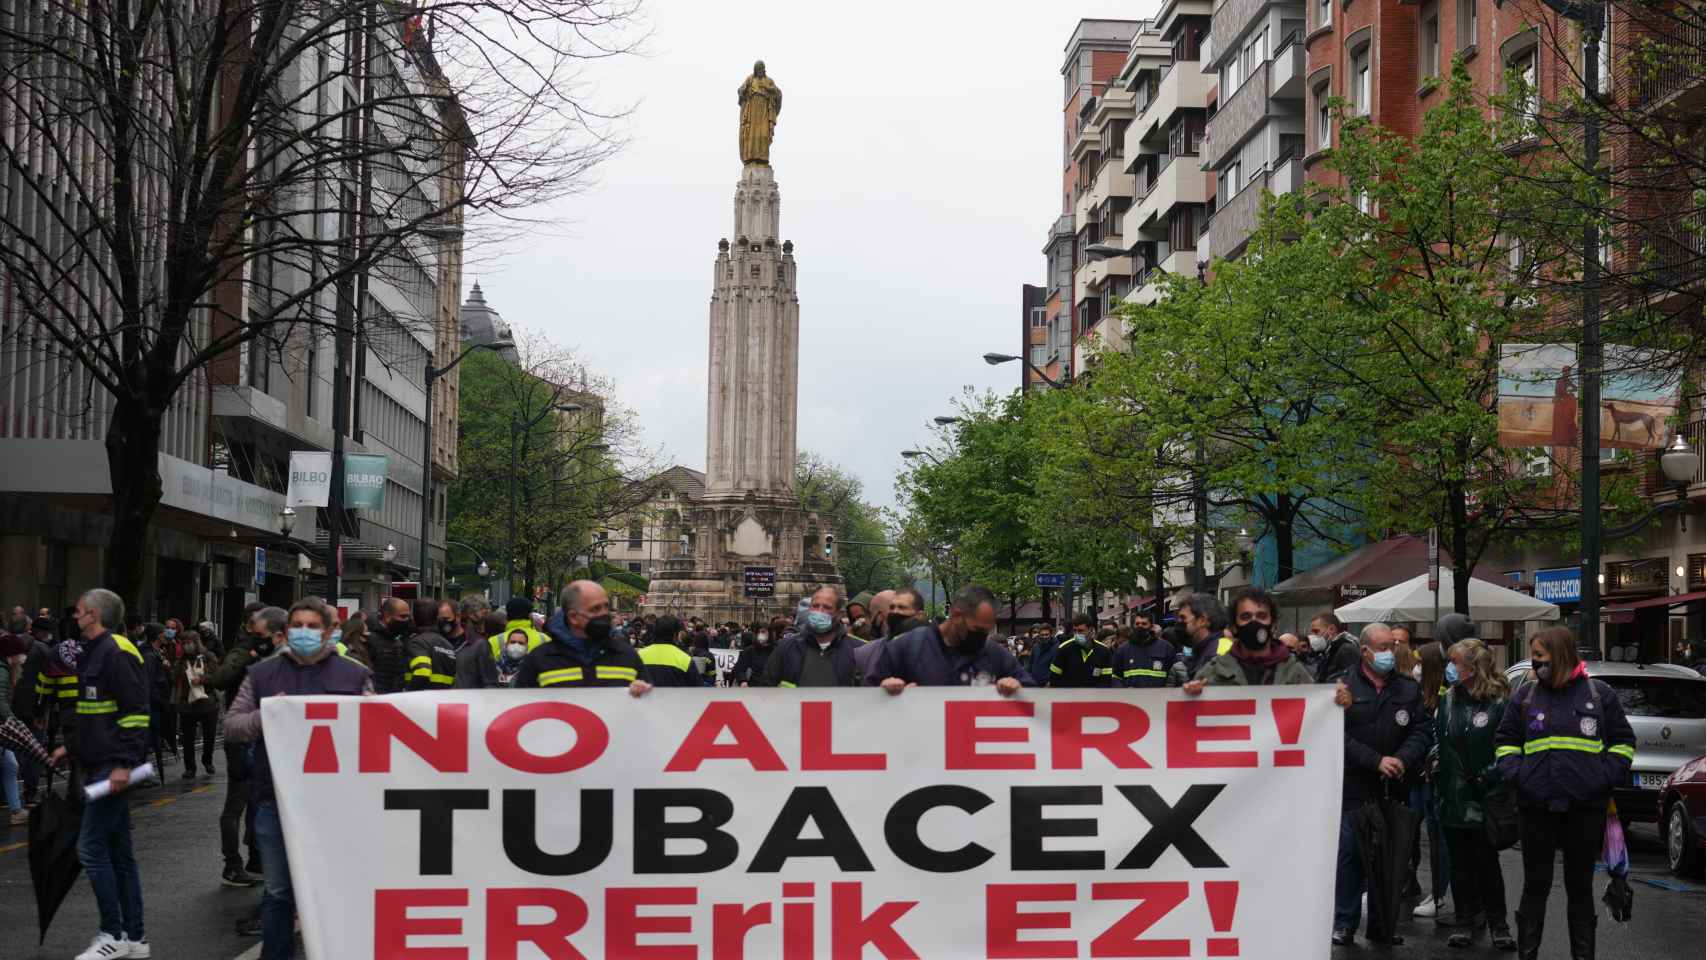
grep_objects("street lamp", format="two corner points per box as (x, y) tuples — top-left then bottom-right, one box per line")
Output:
(419, 336), (515, 586)
(984, 351), (1067, 388)
(932, 416), (961, 426)
(1084, 242), (1131, 261)
(383, 542), (398, 563)
(279, 506), (297, 537)
(901, 449), (942, 466)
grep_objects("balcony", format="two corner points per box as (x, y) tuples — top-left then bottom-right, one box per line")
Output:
(1133, 155), (1210, 235)
(1205, 62), (1272, 169)
(1208, 177), (1267, 260)
(1269, 154), (1303, 196)
(1637, 17), (1706, 108)
(1075, 244), (1134, 303)
(1643, 213), (1706, 292)
(1271, 32), (1305, 100)
(1208, 0), (1270, 72)
(1128, 59), (1216, 164)
(1086, 158), (1137, 210)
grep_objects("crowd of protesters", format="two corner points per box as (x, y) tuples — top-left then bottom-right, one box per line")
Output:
(0, 579), (1652, 959)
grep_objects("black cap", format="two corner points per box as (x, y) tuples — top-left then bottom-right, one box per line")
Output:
(1435, 613), (1478, 647)
(506, 597), (534, 621)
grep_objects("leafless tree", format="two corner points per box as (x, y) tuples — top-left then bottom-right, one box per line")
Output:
(0, 0), (641, 601)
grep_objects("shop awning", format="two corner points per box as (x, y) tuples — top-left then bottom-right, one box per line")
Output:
(1604, 590), (1706, 612)
(1271, 535), (1503, 601)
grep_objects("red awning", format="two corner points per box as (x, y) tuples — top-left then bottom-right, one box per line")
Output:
(1603, 590), (1706, 612)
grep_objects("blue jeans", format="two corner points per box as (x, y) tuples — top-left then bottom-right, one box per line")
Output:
(77, 786), (144, 941)
(2, 750), (19, 814)
(254, 800), (295, 960)
(1334, 809), (1364, 932)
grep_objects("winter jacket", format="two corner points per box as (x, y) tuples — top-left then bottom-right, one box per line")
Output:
(70, 631), (150, 776)
(513, 610), (645, 689)
(143, 644), (173, 712)
(1112, 636), (1178, 688)
(405, 629), (458, 690)
(1049, 638), (1113, 687)
(1027, 635), (1061, 686)
(14, 639), (78, 730)
(226, 649), (372, 804)
(638, 642), (704, 687)
(1193, 649), (1316, 687)
(1341, 666), (1434, 809)
(1317, 632), (1360, 684)
(1434, 687), (1509, 829)
(867, 624), (1035, 687)
(453, 638), (501, 689)
(731, 643), (775, 685)
(1494, 669), (1635, 812)
(762, 627), (859, 687)
(173, 649), (220, 716)
(367, 629), (409, 694)
(208, 641), (263, 711)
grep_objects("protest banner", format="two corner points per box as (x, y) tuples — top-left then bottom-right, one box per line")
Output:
(262, 687), (1343, 958)
(709, 647), (740, 684)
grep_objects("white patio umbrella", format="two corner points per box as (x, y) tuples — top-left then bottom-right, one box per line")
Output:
(1334, 570), (1560, 624)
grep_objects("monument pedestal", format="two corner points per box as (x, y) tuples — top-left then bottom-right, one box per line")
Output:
(644, 157), (841, 621)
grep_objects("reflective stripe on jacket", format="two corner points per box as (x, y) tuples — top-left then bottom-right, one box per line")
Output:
(1494, 674), (1635, 812)
(72, 631), (149, 774)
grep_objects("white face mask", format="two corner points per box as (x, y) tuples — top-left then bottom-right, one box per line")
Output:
(1411, 664), (1423, 680)
(756, 633), (768, 643)
(1307, 633), (1327, 652)
(505, 642), (527, 660)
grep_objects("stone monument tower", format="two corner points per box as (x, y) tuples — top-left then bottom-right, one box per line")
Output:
(644, 62), (841, 622)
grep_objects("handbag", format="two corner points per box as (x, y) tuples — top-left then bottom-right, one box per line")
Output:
(1444, 690), (1520, 850)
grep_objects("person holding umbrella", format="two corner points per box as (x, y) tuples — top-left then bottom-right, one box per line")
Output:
(1330, 622), (1433, 947)
(1496, 626), (1635, 960)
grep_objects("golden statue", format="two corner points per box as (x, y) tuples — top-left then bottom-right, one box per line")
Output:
(738, 61), (782, 166)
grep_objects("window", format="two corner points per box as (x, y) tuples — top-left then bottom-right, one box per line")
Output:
(1351, 46), (1371, 115)
(1317, 0), (1332, 30)
(1030, 307), (1048, 328)
(1224, 161), (1242, 196)
(1356, 190), (1374, 215)
(629, 524), (643, 548)
(1585, 9), (1612, 91)
(1508, 46), (1539, 136)
(1030, 345), (1047, 367)
(1169, 206), (1201, 252)
(628, 562), (643, 574)
(1314, 82), (1333, 150)
(1456, 0), (1477, 50)
(1421, 3), (1441, 80)
(1524, 448), (1553, 478)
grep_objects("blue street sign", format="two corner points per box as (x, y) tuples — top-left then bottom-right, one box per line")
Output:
(1534, 567), (1581, 605)
(1035, 573), (1066, 589)
(1073, 575), (1086, 589)
(255, 546), (267, 586)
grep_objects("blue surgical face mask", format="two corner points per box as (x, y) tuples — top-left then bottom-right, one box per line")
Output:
(1371, 650), (1396, 675)
(163, 628), (176, 640)
(330, 630), (342, 648)
(807, 611), (834, 634)
(1445, 662), (1461, 685)
(286, 627), (324, 658)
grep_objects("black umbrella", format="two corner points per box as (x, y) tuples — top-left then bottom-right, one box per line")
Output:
(1353, 785), (1420, 943)
(28, 769), (84, 944)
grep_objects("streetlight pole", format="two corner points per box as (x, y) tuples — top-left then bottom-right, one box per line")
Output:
(983, 352), (1069, 388)
(419, 338), (512, 589)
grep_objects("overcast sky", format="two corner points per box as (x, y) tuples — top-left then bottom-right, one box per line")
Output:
(479, 0), (1156, 512)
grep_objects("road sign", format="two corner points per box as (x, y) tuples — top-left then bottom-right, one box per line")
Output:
(743, 566), (776, 599)
(254, 547), (267, 586)
(1074, 575), (1086, 589)
(1035, 573), (1066, 589)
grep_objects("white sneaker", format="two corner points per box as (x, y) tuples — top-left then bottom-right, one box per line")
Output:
(129, 938), (150, 958)
(1413, 897), (1442, 918)
(74, 933), (131, 959)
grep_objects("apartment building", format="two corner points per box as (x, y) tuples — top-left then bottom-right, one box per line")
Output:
(0, 11), (468, 628)
(1027, 18), (1144, 392)
(1124, 2), (1215, 305)
(1203, 0), (1308, 261)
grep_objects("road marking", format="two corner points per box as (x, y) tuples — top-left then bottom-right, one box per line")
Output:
(232, 944), (262, 960)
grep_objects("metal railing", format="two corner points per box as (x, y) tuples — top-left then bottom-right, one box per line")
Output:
(1636, 17), (1706, 106)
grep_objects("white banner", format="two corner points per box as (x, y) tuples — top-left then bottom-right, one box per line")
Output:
(263, 687), (1343, 959)
(286, 451), (333, 508)
(709, 646), (739, 684)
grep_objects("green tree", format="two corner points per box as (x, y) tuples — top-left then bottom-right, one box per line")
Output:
(449, 335), (655, 601)
(795, 452), (908, 599)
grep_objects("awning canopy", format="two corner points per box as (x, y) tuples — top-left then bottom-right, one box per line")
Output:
(1334, 570), (1560, 625)
(1272, 535), (1503, 602)
(1604, 590), (1706, 612)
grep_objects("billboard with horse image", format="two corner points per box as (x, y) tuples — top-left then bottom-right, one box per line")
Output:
(1499, 344), (1678, 450)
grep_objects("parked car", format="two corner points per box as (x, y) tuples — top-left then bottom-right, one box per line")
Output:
(1659, 753), (1706, 877)
(1505, 660), (1706, 822)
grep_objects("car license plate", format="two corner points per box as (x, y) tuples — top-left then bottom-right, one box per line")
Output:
(1633, 772), (1668, 789)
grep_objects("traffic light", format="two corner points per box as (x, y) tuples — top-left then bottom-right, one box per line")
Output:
(823, 534), (834, 558)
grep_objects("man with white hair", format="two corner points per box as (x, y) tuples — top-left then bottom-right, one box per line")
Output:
(50, 588), (151, 959)
(1330, 621), (1434, 948)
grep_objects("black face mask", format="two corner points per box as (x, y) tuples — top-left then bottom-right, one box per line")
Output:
(886, 613), (914, 637)
(438, 618), (457, 636)
(960, 627), (990, 655)
(583, 615), (613, 643)
(1133, 627), (1154, 642)
(1534, 663), (1552, 685)
(387, 618), (411, 639)
(1235, 620), (1271, 650)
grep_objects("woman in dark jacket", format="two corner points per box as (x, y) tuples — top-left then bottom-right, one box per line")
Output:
(174, 630), (221, 778)
(1436, 638), (1516, 951)
(1495, 627), (1635, 960)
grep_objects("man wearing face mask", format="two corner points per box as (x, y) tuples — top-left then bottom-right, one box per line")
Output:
(368, 598), (412, 694)
(732, 622), (777, 686)
(226, 598), (372, 960)
(870, 585), (1031, 693)
(638, 615), (704, 687)
(1112, 613), (1177, 688)
(1310, 611), (1361, 684)
(1183, 607), (1314, 694)
(763, 587), (859, 687)
(1330, 622), (1434, 947)
(1048, 614), (1114, 687)
(403, 599), (458, 691)
(515, 581), (650, 695)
